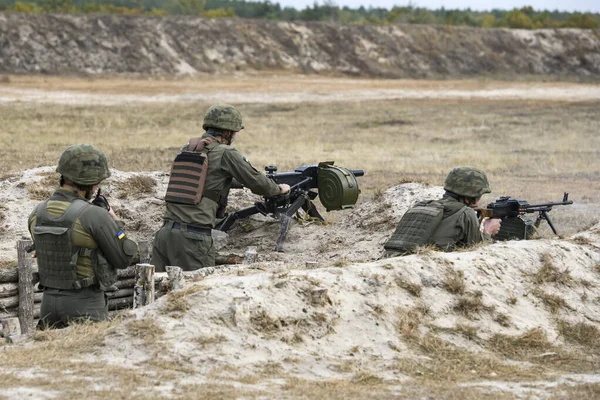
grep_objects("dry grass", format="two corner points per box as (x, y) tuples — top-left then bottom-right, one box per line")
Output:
(556, 320), (600, 350)
(395, 275), (423, 297)
(533, 289), (571, 313)
(453, 291), (495, 317)
(396, 307), (422, 338)
(488, 327), (555, 358)
(455, 323), (479, 340)
(126, 317), (165, 345)
(249, 309), (281, 334)
(532, 253), (574, 286)
(116, 175), (157, 198)
(443, 268), (466, 295)
(163, 284), (206, 315)
(193, 334), (227, 348)
(0, 77), (598, 238)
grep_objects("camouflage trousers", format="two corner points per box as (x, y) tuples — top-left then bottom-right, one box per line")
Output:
(151, 220), (215, 272)
(39, 287), (107, 329)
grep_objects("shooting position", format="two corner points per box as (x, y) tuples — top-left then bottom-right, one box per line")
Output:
(476, 193), (573, 240)
(216, 162), (365, 252)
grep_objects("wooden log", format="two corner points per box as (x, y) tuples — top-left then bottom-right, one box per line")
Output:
(0, 268), (18, 284)
(117, 266), (136, 279)
(105, 288), (134, 299)
(0, 307), (18, 319)
(1, 317), (21, 336)
(114, 278), (136, 290)
(17, 240), (35, 335)
(108, 296), (133, 311)
(133, 264), (155, 308)
(215, 253), (244, 265)
(138, 241), (150, 264)
(0, 295), (19, 309)
(166, 266), (183, 291)
(0, 283), (19, 299)
(0, 266), (39, 284)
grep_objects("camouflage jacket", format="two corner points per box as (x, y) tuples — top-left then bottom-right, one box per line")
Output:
(165, 133), (281, 228)
(429, 195), (490, 251)
(28, 189), (137, 280)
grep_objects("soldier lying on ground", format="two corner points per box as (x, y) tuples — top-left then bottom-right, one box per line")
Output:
(384, 166), (501, 256)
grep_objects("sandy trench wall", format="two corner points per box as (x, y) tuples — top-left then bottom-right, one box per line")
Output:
(0, 13), (599, 79)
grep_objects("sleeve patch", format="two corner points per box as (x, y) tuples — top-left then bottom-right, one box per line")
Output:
(243, 157), (250, 163)
(117, 231), (125, 240)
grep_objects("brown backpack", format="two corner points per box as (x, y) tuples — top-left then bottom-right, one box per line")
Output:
(164, 137), (214, 205)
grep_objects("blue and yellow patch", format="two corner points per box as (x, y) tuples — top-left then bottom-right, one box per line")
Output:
(243, 157), (250, 163)
(117, 231), (125, 240)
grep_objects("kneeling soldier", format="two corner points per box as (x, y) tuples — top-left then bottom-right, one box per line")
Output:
(28, 144), (137, 328)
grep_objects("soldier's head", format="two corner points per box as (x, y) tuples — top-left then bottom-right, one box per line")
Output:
(202, 104), (244, 145)
(444, 166), (491, 207)
(56, 144), (111, 199)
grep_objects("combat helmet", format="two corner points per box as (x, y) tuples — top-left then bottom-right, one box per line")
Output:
(444, 166), (491, 198)
(56, 144), (111, 185)
(202, 104), (244, 132)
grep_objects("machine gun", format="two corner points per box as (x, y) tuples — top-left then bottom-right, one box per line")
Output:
(216, 161), (364, 251)
(477, 192), (573, 238)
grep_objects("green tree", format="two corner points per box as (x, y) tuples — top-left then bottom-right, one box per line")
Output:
(177, 0), (205, 15)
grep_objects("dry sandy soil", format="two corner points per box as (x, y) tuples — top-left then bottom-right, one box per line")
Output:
(0, 80), (599, 399)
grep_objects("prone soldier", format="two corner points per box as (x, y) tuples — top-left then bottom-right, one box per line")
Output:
(384, 166), (501, 255)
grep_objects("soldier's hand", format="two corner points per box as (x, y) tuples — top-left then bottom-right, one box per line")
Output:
(482, 218), (502, 236)
(108, 208), (120, 221)
(278, 184), (291, 195)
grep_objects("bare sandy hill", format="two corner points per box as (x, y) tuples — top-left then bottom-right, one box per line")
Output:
(1, 167), (600, 398)
(0, 13), (599, 80)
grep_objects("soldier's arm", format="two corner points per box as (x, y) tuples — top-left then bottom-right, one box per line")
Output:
(221, 149), (281, 197)
(79, 207), (137, 269)
(462, 208), (491, 245)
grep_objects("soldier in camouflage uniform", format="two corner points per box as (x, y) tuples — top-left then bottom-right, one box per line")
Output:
(152, 104), (290, 271)
(28, 144), (137, 328)
(384, 166), (501, 256)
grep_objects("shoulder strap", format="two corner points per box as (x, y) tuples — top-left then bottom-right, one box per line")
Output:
(188, 137), (217, 152)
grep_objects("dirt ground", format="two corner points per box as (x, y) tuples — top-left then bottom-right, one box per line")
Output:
(0, 79), (599, 399)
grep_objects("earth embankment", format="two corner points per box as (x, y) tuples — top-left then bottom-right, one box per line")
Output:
(0, 13), (599, 79)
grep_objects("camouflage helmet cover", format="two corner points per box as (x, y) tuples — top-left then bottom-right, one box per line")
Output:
(56, 144), (111, 185)
(444, 166), (491, 198)
(202, 104), (244, 132)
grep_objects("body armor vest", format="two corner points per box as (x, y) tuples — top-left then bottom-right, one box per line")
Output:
(34, 199), (114, 290)
(384, 200), (445, 254)
(165, 137), (221, 205)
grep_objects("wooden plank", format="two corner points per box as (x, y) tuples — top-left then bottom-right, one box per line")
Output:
(105, 288), (134, 299)
(0, 307), (18, 319)
(0, 295), (19, 309)
(138, 241), (150, 264)
(166, 266), (183, 291)
(114, 278), (136, 290)
(117, 266), (136, 279)
(1, 317), (21, 336)
(0, 268), (18, 284)
(108, 296), (133, 311)
(17, 240), (35, 335)
(133, 264), (154, 308)
(0, 282), (19, 298)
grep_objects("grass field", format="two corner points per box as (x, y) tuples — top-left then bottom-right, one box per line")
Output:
(0, 74), (599, 398)
(1, 75), (598, 235)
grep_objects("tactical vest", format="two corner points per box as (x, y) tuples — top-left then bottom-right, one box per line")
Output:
(165, 137), (221, 205)
(34, 199), (116, 290)
(384, 200), (446, 254)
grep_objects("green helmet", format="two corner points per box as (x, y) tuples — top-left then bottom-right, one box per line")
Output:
(56, 144), (111, 185)
(444, 166), (491, 198)
(202, 104), (244, 132)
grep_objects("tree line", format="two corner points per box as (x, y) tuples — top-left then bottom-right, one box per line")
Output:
(1, 0), (598, 29)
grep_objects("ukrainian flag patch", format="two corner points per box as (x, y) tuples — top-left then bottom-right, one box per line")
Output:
(117, 231), (125, 240)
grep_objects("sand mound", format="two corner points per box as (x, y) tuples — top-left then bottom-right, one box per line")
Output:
(2, 168), (600, 398)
